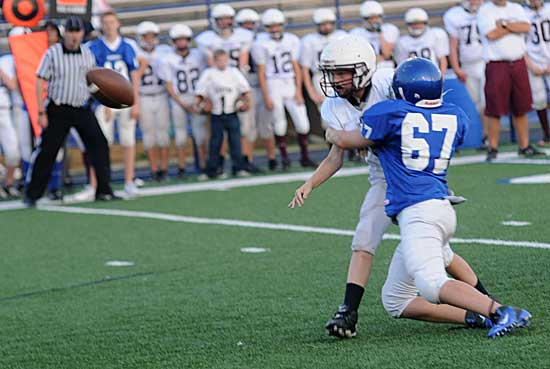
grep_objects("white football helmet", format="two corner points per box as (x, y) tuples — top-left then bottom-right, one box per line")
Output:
(211, 4), (235, 33)
(405, 8), (428, 37)
(137, 21), (159, 36)
(169, 24), (193, 40)
(319, 34), (377, 98)
(360, 1), (384, 18)
(461, 0), (482, 12)
(262, 9), (285, 40)
(313, 8), (336, 24)
(236, 8), (260, 25)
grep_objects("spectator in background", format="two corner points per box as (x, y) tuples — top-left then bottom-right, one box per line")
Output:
(394, 8), (449, 75)
(350, 1), (399, 67)
(478, 0), (543, 161)
(524, 0), (550, 147)
(444, 0), (489, 150)
(194, 49), (251, 179)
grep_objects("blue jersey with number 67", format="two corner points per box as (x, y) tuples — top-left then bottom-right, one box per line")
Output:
(361, 99), (469, 217)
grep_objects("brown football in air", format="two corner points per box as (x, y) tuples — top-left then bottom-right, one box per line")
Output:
(86, 68), (134, 109)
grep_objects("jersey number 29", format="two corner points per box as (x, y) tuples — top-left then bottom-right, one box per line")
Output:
(401, 113), (458, 174)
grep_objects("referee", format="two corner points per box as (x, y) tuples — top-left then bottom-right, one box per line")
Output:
(24, 17), (117, 206)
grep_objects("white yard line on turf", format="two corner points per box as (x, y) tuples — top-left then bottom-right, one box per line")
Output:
(0, 152), (518, 212)
(40, 205), (550, 250)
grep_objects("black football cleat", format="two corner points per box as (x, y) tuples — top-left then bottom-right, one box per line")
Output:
(300, 158), (318, 168)
(465, 311), (494, 329)
(268, 159), (278, 171)
(325, 304), (358, 338)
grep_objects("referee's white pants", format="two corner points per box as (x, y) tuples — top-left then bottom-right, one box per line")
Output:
(11, 105), (32, 163)
(381, 199), (456, 318)
(95, 105), (136, 146)
(0, 107), (21, 166)
(528, 67), (550, 111)
(139, 93), (170, 150)
(267, 79), (310, 136)
(171, 102), (207, 147)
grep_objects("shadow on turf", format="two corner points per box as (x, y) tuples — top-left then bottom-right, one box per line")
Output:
(0, 267), (186, 302)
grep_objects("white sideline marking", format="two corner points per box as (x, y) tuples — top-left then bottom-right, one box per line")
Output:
(39, 205), (550, 250)
(0, 152), (519, 212)
(501, 221), (531, 227)
(508, 174), (550, 184)
(240, 247), (269, 253)
(105, 261), (135, 267)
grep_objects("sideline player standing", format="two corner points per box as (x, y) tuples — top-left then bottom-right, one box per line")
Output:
(395, 8), (449, 75)
(253, 8), (316, 170)
(235, 9), (279, 171)
(163, 24), (208, 176)
(24, 17), (116, 206)
(300, 8), (346, 119)
(350, 1), (399, 67)
(524, 0), (550, 146)
(444, 0), (489, 149)
(325, 58), (531, 338)
(88, 11), (141, 197)
(130, 21), (172, 181)
(290, 36), (497, 338)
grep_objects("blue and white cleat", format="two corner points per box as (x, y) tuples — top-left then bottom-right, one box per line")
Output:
(488, 306), (531, 338)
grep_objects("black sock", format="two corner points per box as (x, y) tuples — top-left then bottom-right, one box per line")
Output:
(343, 283), (364, 311)
(475, 279), (490, 296)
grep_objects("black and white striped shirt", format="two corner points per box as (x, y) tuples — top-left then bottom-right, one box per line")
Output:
(36, 43), (96, 108)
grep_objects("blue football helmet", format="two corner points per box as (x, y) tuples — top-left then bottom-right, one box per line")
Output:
(392, 58), (443, 104)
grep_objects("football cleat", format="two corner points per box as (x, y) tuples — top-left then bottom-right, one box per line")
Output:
(282, 158), (291, 171)
(268, 159), (278, 171)
(487, 306), (531, 338)
(465, 311), (494, 329)
(325, 304), (358, 338)
(300, 158), (317, 168)
(518, 145), (545, 157)
(486, 148), (498, 162)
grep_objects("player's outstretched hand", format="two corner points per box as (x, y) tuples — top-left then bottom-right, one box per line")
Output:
(288, 182), (313, 209)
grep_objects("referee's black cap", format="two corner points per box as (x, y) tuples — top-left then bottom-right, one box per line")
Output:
(65, 16), (84, 32)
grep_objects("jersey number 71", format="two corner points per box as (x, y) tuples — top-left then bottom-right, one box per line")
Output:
(401, 113), (458, 174)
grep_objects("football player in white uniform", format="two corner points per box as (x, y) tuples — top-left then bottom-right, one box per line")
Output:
(395, 8), (449, 75)
(236, 9), (279, 171)
(0, 52), (21, 198)
(197, 4), (261, 173)
(350, 1), (399, 67)
(131, 21), (172, 181)
(253, 8), (316, 169)
(289, 35), (496, 338)
(524, 0), (550, 146)
(163, 24), (208, 176)
(300, 8), (346, 109)
(444, 0), (489, 149)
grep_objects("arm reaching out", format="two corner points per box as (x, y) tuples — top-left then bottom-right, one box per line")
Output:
(325, 128), (372, 149)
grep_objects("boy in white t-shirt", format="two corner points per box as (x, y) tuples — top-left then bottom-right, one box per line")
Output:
(195, 49), (252, 179)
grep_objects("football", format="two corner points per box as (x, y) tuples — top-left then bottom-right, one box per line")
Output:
(86, 68), (134, 109)
(196, 97), (213, 115)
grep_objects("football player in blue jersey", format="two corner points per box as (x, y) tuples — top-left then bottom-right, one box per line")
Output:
(326, 58), (531, 338)
(87, 11), (141, 197)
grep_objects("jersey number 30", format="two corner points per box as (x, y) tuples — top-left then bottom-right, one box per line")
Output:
(401, 113), (458, 174)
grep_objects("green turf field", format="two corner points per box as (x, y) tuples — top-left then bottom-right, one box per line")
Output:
(1, 154), (549, 368)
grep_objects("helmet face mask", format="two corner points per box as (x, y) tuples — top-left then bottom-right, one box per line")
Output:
(317, 21), (335, 36)
(267, 23), (284, 40)
(364, 15), (383, 32)
(408, 22), (427, 37)
(320, 63), (371, 98)
(140, 32), (158, 50)
(525, 0), (544, 9)
(461, 0), (482, 12)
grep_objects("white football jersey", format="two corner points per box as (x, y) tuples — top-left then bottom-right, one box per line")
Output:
(129, 40), (172, 94)
(161, 48), (207, 102)
(251, 32), (300, 80)
(299, 30), (347, 72)
(195, 66), (250, 115)
(320, 67), (394, 184)
(443, 6), (483, 65)
(394, 27), (450, 66)
(525, 4), (550, 68)
(195, 29), (253, 68)
(349, 24), (400, 56)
